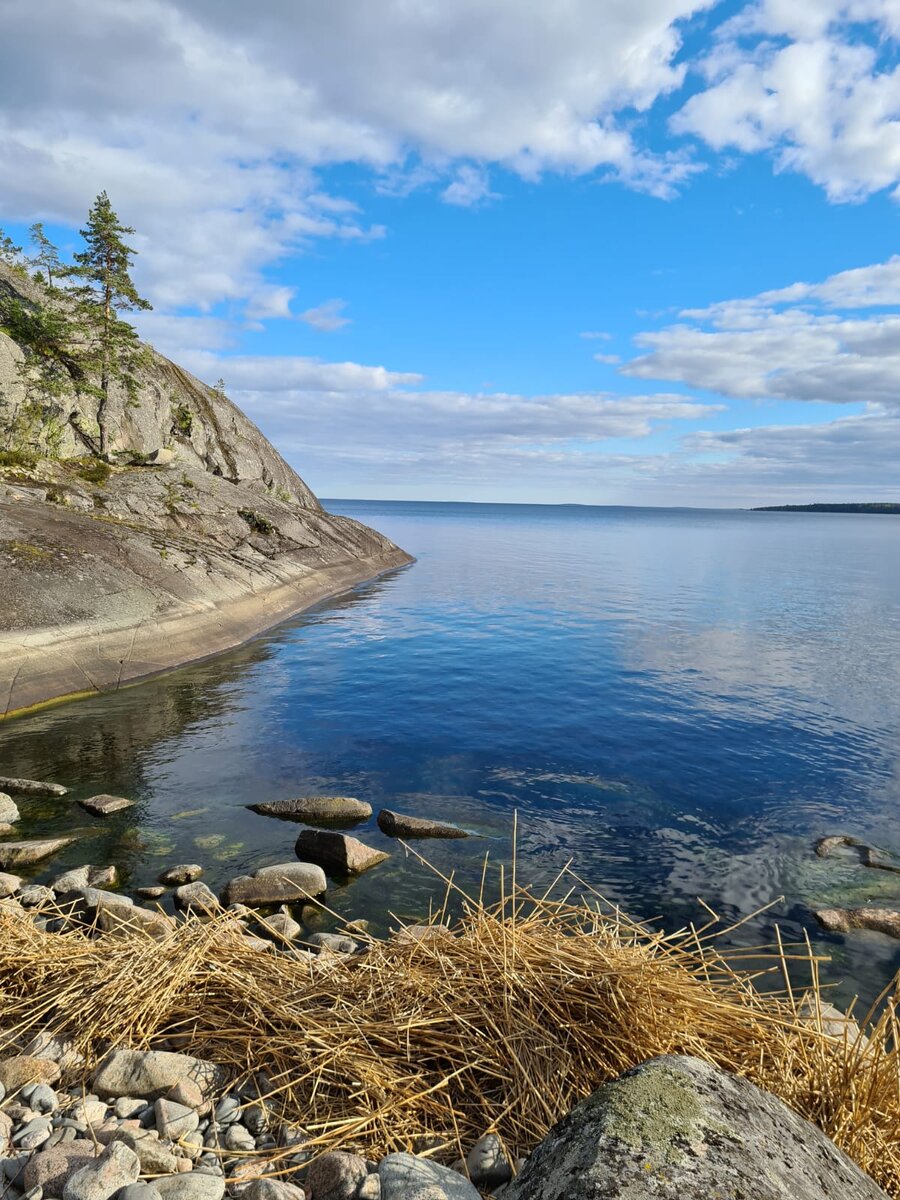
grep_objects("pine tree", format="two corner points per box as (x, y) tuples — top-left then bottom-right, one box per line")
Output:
(0, 228), (22, 267)
(29, 223), (64, 289)
(70, 192), (151, 457)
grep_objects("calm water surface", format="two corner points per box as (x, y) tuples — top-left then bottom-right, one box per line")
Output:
(3, 502), (900, 1005)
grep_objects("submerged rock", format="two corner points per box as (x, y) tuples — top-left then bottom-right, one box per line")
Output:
(377, 809), (468, 839)
(249, 796), (372, 824)
(0, 838), (75, 868)
(135, 886), (166, 899)
(220, 863), (327, 907)
(93, 1049), (227, 1102)
(0, 776), (67, 797)
(504, 1054), (888, 1199)
(815, 907), (900, 938)
(78, 795), (134, 817)
(294, 830), (389, 876)
(815, 835), (900, 874)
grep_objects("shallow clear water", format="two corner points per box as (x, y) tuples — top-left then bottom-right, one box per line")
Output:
(3, 501), (900, 1005)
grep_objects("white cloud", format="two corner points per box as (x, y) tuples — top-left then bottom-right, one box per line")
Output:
(173, 354), (422, 395)
(594, 353), (622, 364)
(0, 0), (716, 315)
(441, 166), (497, 208)
(622, 255), (900, 407)
(299, 299), (351, 332)
(673, 2), (900, 201)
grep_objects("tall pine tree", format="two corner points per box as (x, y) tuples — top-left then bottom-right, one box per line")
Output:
(29, 223), (64, 289)
(71, 192), (151, 457)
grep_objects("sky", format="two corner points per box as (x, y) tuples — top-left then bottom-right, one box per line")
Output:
(1, 0), (900, 505)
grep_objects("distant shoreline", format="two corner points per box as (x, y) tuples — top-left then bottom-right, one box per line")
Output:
(752, 503), (900, 514)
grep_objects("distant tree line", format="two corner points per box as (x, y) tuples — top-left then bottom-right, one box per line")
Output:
(0, 193), (151, 459)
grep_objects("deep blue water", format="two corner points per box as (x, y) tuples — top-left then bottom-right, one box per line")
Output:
(3, 501), (900, 1004)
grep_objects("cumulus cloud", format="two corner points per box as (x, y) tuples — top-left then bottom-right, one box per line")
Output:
(0, 0), (716, 315)
(623, 255), (900, 407)
(672, 1), (900, 201)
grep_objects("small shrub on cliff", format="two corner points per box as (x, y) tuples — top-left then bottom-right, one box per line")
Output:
(0, 448), (37, 469)
(238, 508), (275, 535)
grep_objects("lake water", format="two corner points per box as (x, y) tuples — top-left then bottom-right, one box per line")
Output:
(3, 501), (900, 1006)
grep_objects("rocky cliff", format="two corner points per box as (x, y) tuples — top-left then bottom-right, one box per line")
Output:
(0, 264), (412, 717)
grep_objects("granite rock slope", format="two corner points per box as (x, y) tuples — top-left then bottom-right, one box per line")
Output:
(0, 265), (412, 716)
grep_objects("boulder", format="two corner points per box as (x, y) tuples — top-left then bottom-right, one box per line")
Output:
(294, 830), (389, 876)
(93, 1049), (227, 1101)
(377, 1155), (480, 1200)
(815, 908), (900, 938)
(18, 884), (54, 907)
(797, 995), (869, 1049)
(305, 931), (358, 955)
(0, 776), (67, 797)
(23, 1140), (98, 1194)
(173, 882), (220, 914)
(159, 865), (203, 885)
(78, 795), (134, 817)
(0, 838), (75, 868)
(377, 810), (468, 839)
(503, 1055), (888, 1199)
(62, 1140), (140, 1200)
(0, 795), (19, 824)
(306, 1151), (368, 1200)
(249, 797), (372, 824)
(242, 1181), (307, 1200)
(94, 903), (173, 940)
(220, 863), (327, 907)
(260, 910), (301, 942)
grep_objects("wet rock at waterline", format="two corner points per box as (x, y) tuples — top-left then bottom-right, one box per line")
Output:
(0, 794), (20, 824)
(294, 830), (389, 876)
(78, 795), (135, 817)
(52, 865), (119, 894)
(0, 838), (76, 868)
(135, 886), (166, 899)
(0, 776), (67, 797)
(503, 1055), (889, 1200)
(0, 871), (21, 897)
(220, 863), (327, 906)
(159, 865), (203, 886)
(377, 809), (468, 839)
(815, 907), (900, 938)
(249, 796), (372, 824)
(815, 835), (900, 874)
(174, 882), (220, 915)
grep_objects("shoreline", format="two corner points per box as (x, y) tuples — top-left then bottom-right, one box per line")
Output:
(0, 548), (413, 720)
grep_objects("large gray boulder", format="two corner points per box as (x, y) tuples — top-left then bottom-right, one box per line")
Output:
(93, 1049), (226, 1101)
(221, 862), (327, 906)
(504, 1055), (888, 1199)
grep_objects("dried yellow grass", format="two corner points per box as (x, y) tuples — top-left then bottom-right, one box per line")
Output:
(0, 853), (897, 1193)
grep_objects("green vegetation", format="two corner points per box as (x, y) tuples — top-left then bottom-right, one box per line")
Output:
(238, 508), (275, 535)
(0, 448), (37, 470)
(172, 402), (193, 437)
(753, 503), (900, 514)
(0, 194), (151, 464)
(70, 456), (111, 486)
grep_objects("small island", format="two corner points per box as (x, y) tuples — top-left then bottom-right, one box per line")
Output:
(753, 503), (900, 514)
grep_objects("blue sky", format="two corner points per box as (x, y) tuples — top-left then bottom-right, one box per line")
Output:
(2, 0), (900, 504)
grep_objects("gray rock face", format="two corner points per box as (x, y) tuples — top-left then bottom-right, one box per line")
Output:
(504, 1055), (888, 1200)
(0, 266), (412, 719)
(0, 839), (75, 868)
(294, 830), (389, 876)
(250, 796), (372, 824)
(92, 1050), (227, 1102)
(0, 777), (67, 797)
(220, 863), (327, 907)
(376, 810), (468, 839)
(377, 1155), (480, 1200)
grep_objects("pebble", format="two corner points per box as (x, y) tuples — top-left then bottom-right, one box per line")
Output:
(114, 1098), (147, 1120)
(241, 1103), (268, 1136)
(24, 1086), (56, 1115)
(159, 865), (203, 886)
(146, 1173), (225, 1200)
(242, 1182), (307, 1200)
(358, 1178), (381, 1200)
(223, 1123), (254, 1152)
(70, 1100), (107, 1127)
(212, 1097), (241, 1126)
(118, 1186), (157, 1200)
(304, 932), (358, 955)
(465, 1133), (511, 1188)
(155, 1100), (200, 1141)
(136, 887), (166, 900)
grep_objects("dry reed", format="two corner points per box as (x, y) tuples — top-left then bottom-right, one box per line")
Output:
(0, 856), (897, 1194)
